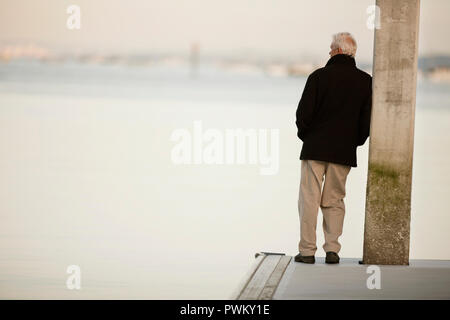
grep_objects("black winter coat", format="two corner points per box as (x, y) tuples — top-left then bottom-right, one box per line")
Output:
(295, 54), (372, 167)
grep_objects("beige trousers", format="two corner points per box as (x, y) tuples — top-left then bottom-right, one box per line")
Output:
(298, 159), (351, 256)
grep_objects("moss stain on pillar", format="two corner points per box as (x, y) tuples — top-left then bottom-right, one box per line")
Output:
(363, 163), (412, 265)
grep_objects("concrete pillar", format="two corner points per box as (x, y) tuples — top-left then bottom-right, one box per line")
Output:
(362, 0), (420, 265)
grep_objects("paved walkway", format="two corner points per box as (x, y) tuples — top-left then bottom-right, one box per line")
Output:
(273, 258), (450, 299)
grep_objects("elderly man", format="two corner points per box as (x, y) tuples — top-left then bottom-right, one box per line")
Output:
(295, 32), (372, 264)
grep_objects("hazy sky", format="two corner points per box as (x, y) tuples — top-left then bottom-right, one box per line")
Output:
(1, 0), (449, 62)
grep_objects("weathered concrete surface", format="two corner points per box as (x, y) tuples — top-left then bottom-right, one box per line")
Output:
(273, 258), (450, 300)
(232, 253), (292, 300)
(363, 0), (420, 265)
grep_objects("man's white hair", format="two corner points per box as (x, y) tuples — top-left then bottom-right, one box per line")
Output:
(331, 32), (357, 57)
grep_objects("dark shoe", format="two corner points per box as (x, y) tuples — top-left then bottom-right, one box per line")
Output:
(294, 252), (315, 264)
(325, 252), (340, 264)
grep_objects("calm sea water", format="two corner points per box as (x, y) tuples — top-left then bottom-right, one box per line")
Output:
(0, 60), (449, 299)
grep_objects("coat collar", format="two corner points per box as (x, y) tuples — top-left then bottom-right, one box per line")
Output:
(325, 54), (356, 67)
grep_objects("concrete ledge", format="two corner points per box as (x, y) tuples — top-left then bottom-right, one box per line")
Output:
(232, 252), (291, 300)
